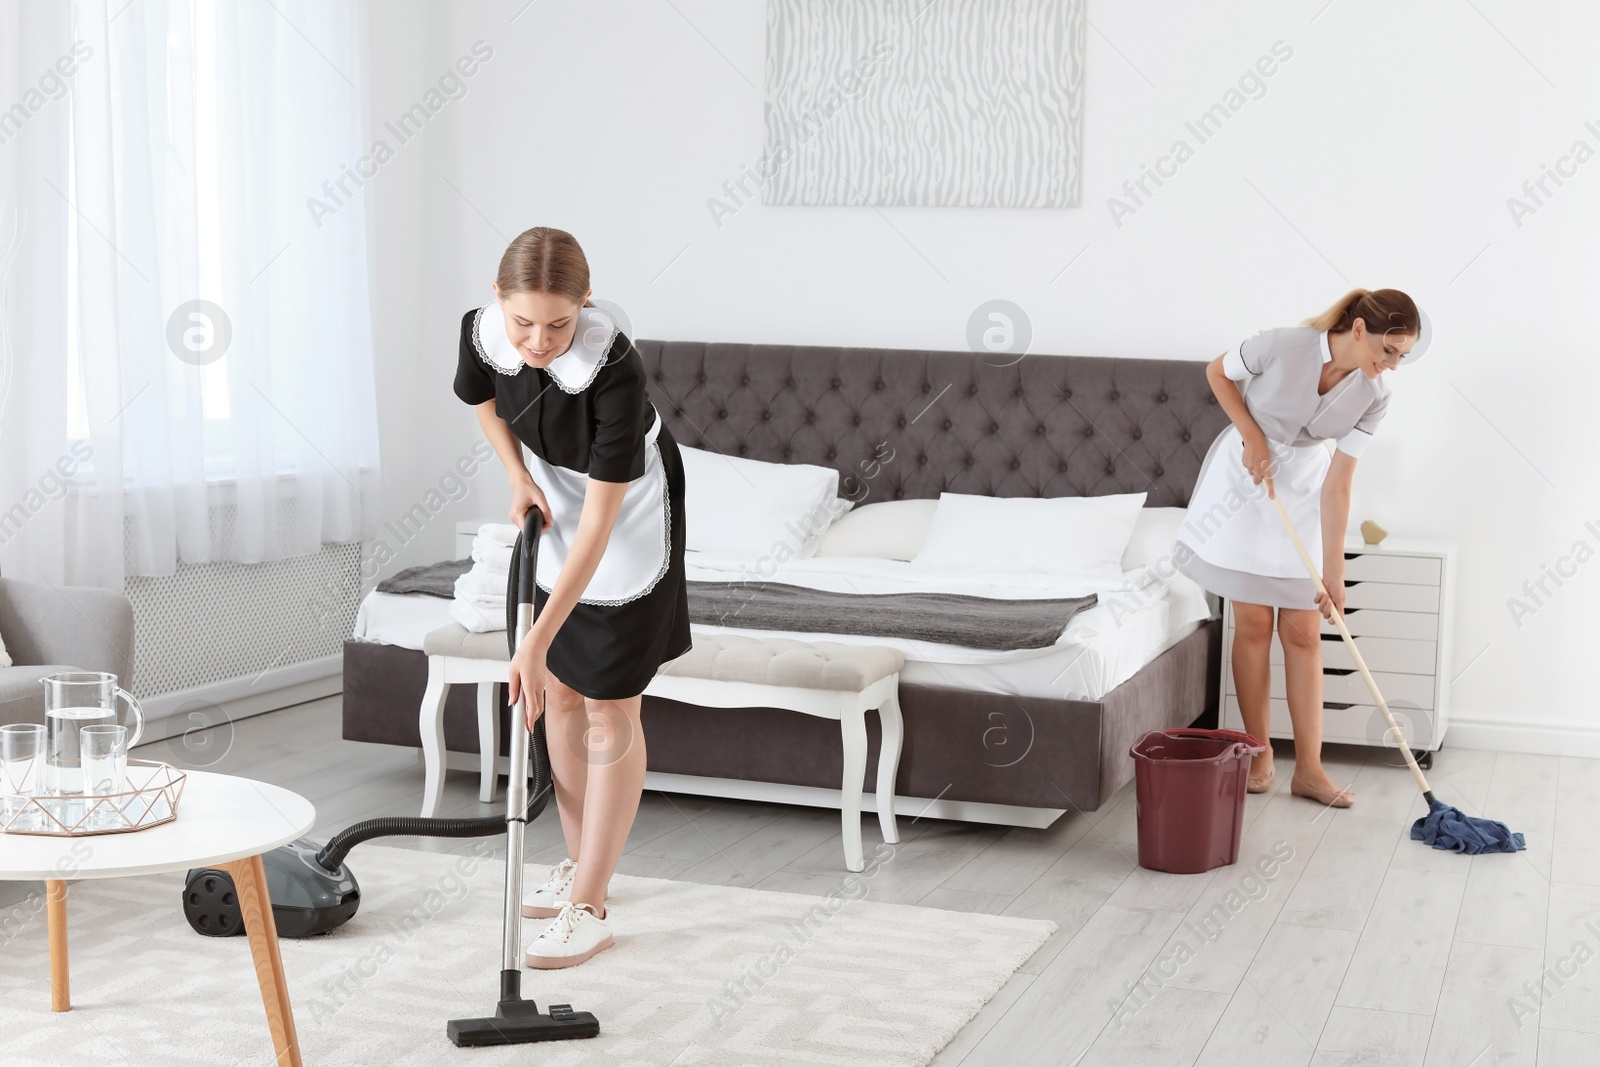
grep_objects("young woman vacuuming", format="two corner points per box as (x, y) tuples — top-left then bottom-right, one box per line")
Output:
(454, 226), (691, 967)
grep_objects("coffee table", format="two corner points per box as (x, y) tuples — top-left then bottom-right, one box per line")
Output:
(0, 771), (316, 1067)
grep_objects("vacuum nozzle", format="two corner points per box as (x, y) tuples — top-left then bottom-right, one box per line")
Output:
(446, 970), (600, 1046)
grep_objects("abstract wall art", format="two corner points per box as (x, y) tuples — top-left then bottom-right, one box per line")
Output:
(763, 0), (1086, 208)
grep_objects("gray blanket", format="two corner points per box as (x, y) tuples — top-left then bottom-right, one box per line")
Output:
(376, 558), (472, 599)
(686, 581), (1098, 651)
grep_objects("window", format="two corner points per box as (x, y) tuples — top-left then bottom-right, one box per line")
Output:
(64, 0), (231, 473)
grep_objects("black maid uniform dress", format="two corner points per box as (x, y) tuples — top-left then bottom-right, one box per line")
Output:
(454, 300), (691, 700)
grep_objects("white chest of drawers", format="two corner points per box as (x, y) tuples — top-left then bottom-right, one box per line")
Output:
(1219, 537), (1454, 762)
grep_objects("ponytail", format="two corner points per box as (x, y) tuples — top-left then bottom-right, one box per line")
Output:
(1304, 288), (1420, 338)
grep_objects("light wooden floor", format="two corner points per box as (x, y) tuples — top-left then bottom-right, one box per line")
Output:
(8, 694), (1599, 1066)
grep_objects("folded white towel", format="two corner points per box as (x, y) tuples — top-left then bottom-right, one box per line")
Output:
(450, 595), (506, 634)
(471, 539), (512, 574)
(477, 523), (518, 548)
(455, 566), (507, 599)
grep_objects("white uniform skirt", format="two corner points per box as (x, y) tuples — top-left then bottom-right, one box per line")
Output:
(1174, 425), (1330, 610)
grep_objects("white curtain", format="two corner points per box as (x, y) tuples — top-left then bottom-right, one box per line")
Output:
(0, 2), (73, 585)
(0, 0), (380, 590)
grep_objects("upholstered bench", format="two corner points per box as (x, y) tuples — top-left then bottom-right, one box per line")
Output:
(645, 635), (904, 872)
(417, 623), (511, 817)
(415, 626), (905, 872)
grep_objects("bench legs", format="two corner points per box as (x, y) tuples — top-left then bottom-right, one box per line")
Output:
(876, 689), (902, 846)
(419, 664), (448, 818)
(839, 709), (868, 873)
(476, 682), (500, 803)
(421, 656), (505, 816)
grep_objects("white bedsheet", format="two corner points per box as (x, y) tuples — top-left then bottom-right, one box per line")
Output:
(350, 554), (1213, 701)
(353, 590), (456, 652)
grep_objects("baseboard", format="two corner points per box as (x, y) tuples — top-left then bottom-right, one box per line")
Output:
(1445, 716), (1600, 759)
(133, 653), (343, 747)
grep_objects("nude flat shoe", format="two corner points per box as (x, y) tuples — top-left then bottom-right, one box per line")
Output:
(1290, 775), (1355, 808)
(1247, 759), (1275, 794)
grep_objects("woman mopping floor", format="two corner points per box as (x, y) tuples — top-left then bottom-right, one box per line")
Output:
(455, 226), (693, 967)
(1174, 289), (1426, 808)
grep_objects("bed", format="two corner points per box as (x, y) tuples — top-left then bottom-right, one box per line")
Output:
(342, 338), (1231, 826)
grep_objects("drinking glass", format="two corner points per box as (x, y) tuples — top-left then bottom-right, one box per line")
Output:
(81, 724), (129, 830)
(41, 672), (144, 797)
(1, 723), (46, 831)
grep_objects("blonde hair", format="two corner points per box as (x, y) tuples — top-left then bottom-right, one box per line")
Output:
(1304, 288), (1419, 337)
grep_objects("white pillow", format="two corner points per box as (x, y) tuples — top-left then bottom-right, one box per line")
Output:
(679, 445), (845, 559)
(1120, 507), (1190, 571)
(813, 499), (939, 560)
(912, 492), (1148, 578)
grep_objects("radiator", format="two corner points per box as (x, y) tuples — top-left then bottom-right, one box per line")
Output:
(123, 539), (363, 701)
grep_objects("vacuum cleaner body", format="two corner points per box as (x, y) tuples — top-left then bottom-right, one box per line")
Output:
(184, 836), (359, 938)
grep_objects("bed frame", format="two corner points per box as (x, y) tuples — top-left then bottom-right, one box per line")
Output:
(342, 339), (1231, 826)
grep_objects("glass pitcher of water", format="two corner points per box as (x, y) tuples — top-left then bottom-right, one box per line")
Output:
(41, 673), (145, 813)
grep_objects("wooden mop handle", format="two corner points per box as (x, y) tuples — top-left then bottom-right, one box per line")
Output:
(1267, 493), (1433, 795)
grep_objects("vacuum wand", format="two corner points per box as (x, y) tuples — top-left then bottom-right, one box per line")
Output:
(447, 510), (600, 1046)
(498, 523), (538, 975)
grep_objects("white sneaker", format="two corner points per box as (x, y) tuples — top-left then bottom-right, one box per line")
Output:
(524, 901), (613, 969)
(520, 857), (576, 919)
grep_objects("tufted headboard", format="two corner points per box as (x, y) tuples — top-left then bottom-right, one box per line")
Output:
(634, 340), (1231, 508)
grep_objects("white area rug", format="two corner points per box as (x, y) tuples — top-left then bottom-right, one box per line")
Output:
(0, 843), (1054, 1066)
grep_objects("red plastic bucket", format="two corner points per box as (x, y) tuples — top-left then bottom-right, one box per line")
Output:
(1129, 728), (1267, 874)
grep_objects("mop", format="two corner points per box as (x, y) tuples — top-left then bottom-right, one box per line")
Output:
(1269, 494), (1525, 854)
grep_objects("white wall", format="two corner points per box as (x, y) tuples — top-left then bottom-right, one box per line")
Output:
(364, 1), (1600, 752)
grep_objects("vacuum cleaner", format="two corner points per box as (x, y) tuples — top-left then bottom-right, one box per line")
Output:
(182, 511), (600, 1045)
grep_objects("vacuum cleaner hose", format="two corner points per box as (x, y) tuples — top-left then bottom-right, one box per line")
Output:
(313, 519), (554, 875)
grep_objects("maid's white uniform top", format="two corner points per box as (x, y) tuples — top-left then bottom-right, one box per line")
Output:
(1174, 326), (1390, 609)
(467, 301), (669, 606)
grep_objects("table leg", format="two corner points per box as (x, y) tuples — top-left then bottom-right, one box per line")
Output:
(47, 880), (69, 1012)
(222, 854), (303, 1067)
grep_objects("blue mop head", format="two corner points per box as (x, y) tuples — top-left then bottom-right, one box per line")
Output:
(1411, 797), (1525, 854)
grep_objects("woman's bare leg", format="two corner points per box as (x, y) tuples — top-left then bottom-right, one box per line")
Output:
(1232, 601), (1276, 780)
(539, 675), (590, 862)
(563, 694), (647, 918)
(1277, 607), (1347, 795)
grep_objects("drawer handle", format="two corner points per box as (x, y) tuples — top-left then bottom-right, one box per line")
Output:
(1323, 668), (1357, 676)
(1324, 701), (1356, 710)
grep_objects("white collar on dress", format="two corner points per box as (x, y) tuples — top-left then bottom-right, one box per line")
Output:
(471, 303), (619, 393)
(1317, 330), (1332, 364)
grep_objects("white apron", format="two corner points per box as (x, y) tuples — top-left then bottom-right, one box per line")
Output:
(527, 417), (670, 607)
(1176, 427), (1330, 579)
